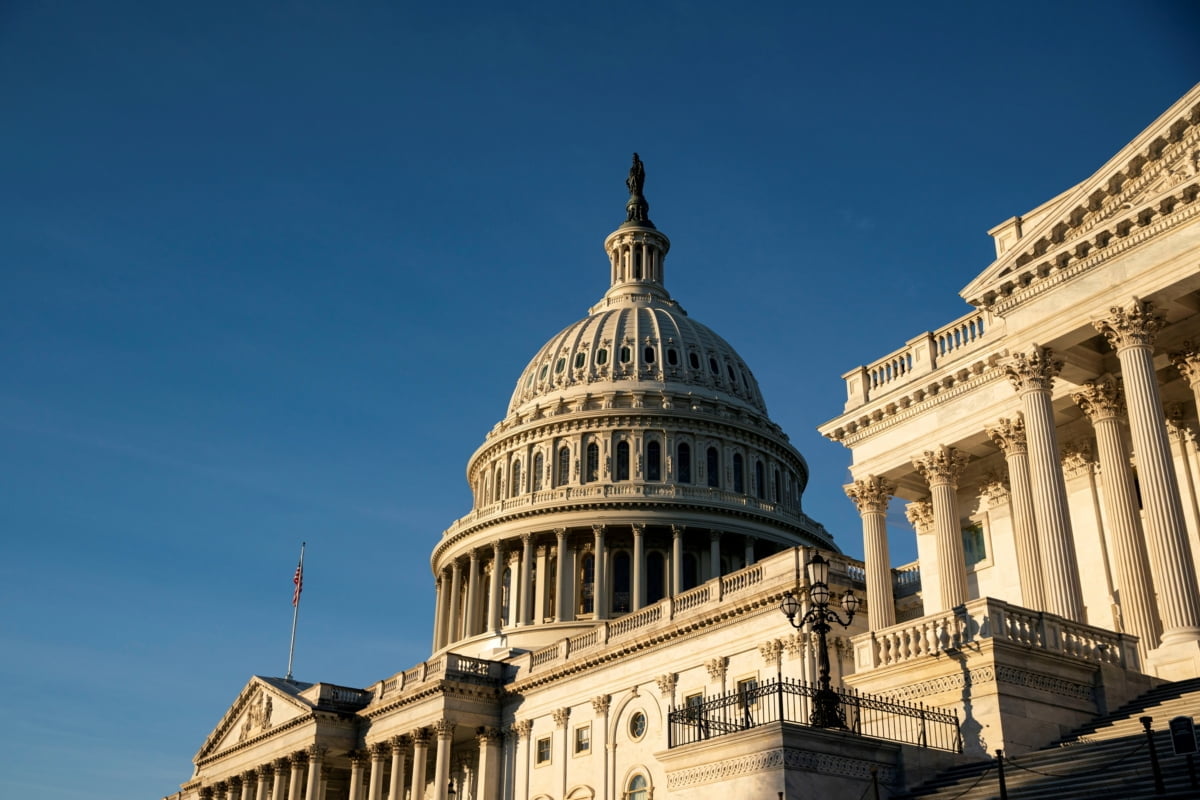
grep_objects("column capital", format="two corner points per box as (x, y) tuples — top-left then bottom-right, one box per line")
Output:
(709, 529), (722, 542)
(1073, 375), (1125, 422)
(554, 527), (567, 538)
(552, 707), (572, 728)
(1060, 440), (1096, 479)
(510, 719), (533, 741)
(348, 750), (368, 767)
(274, 757), (290, 771)
(468, 548), (480, 563)
(912, 445), (969, 487)
(520, 531), (533, 544)
(1094, 296), (1165, 351)
(535, 544), (548, 557)
(591, 694), (612, 715)
(289, 751), (307, 767)
(654, 672), (677, 697)
(905, 500), (934, 532)
(1165, 403), (1195, 444)
(390, 734), (412, 755)
(255, 765), (272, 780)
(844, 475), (894, 514)
(631, 522), (646, 535)
(671, 524), (685, 538)
(759, 638), (784, 667)
(1005, 345), (1063, 393)
(476, 726), (504, 745)
(592, 524), (605, 536)
(986, 415), (1028, 455)
(368, 741), (389, 760)
(307, 745), (326, 762)
(705, 656), (728, 682)
(411, 727), (432, 746)
(435, 719), (456, 739)
(979, 470), (1010, 509)
(228, 776), (243, 790)
(1170, 341), (1200, 387)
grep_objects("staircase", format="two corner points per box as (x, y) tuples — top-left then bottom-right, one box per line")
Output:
(896, 679), (1200, 799)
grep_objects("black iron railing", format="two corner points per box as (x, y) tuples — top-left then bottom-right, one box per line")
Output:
(667, 677), (961, 752)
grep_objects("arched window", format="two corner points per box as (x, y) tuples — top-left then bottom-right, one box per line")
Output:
(511, 460), (522, 497)
(773, 468), (782, 503)
(586, 443), (600, 483)
(646, 441), (661, 481)
(706, 447), (720, 488)
(683, 553), (699, 591)
(646, 551), (666, 604)
(533, 452), (544, 492)
(755, 460), (765, 499)
(689, 352), (700, 370)
(579, 553), (595, 615)
(616, 441), (630, 481)
(677, 442), (691, 483)
(501, 566), (512, 624)
(733, 454), (744, 493)
(643, 346), (655, 364)
(620, 346), (632, 364)
(626, 775), (648, 800)
(494, 466), (504, 502)
(612, 551), (631, 613)
(557, 446), (571, 486)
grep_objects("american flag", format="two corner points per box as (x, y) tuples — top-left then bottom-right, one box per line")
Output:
(292, 559), (304, 606)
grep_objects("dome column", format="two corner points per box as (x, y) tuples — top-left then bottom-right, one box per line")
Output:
(488, 541), (504, 633)
(534, 545), (549, 622)
(709, 531), (722, 580)
(632, 523), (645, 610)
(518, 533), (533, 626)
(1096, 300), (1200, 658)
(554, 528), (569, 622)
(744, 536), (756, 567)
(465, 549), (481, 637)
(447, 560), (462, 643)
(593, 526), (607, 619)
(671, 525), (684, 595)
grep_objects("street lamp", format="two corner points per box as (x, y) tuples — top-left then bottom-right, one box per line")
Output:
(779, 552), (860, 728)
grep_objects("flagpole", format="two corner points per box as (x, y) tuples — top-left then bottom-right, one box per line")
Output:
(286, 542), (305, 681)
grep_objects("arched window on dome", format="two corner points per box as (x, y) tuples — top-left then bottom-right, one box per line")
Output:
(620, 346), (632, 364)
(755, 460), (765, 499)
(646, 551), (666, 604)
(773, 468), (782, 503)
(586, 443), (600, 483)
(579, 552), (595, 615)
(494, 466), (504, 502)
(612, 550), (631, 614)
(667, 348), (679, 366)
(689, 351), (700, 370)
(645, 441), (661, 481)
(574, 351), (586, 369)
(616, 441), (630, 481)
(533, 452), (545, 492)
(632, 247), (642, 280)
(733, 453), (744, 493)
(677, 442), (692, 484)
(626, 774), (649, 800)
(706, 447), (720, 488)
(501, 566), (512, 625)
(643, 346), (655, 364)
(511, 460), (522, 497)
(557, 446), (571, 486)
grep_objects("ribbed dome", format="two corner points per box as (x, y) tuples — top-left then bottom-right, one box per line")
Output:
(507, 298), (768, 418)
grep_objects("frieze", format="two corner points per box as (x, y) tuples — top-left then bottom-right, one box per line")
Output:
(873, 664), (1093, 703)
(666, 747), (896, 789)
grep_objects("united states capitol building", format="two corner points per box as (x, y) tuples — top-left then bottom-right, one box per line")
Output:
(168, 84), (1200, 799)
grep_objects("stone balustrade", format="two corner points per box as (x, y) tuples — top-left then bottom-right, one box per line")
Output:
(851, 596), (1141, 671)
(371, 653), (506, 703)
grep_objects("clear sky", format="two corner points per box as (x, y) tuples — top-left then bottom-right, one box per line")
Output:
(1, 2), (1197, 798)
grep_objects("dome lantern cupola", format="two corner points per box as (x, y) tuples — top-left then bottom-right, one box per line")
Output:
(603, 153), (671, 303)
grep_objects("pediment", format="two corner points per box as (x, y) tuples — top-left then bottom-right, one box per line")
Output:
(962, 83), (1200, 307)
(195, 676), (314, 761)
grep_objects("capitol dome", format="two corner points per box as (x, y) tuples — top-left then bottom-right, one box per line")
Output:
(431, 155), (836, 656)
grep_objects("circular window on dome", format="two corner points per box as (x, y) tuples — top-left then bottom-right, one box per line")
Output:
(555, 358), (565, 373)
(689, 352), (700, 370)
(629, 711), (647, 740)
(596, 348), (608, 366)
(574, 352), (586, 369)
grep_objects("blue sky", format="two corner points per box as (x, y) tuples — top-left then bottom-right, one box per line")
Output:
(1, 2), (1197, 798)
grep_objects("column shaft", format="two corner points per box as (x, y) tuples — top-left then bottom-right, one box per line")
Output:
(631, 525), (645, 610)
(913, 447), (969, 611)
(554, 529), (568, 622)
(432, 724), (454, 800)
(488, 542), (503, 632)
(448, 561), (462, 643)
(671, 526), (684, 595)
(709, 531), (721, 580)
(847, 477), (895, 630)
(593, 526), (607, 619)
(519, 534), (533, 625)
(465, 551), (480, 637)
(410, 736), (429, 800)
(987, 417), (1046, 610)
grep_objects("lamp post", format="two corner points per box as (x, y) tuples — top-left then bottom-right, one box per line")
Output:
(779, 552), (860, 728)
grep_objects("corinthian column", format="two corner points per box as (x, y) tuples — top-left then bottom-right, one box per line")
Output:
(306, 747), (325, 800)
(1096, 300), (1200, 647)
(913, 446), (970, 610)
(986, 416), (1046, 610)
(1073, 377), (1161, 651)
(1005, 346), (1085, 622)
(1172, 341), (1200, 413)
(475, 727), (503, 800)
(845, 476), (896, 629)
(432, 720), (455, 800)
(1165, 405), (1200, 579)
(287, 753), (305, 800)
(388, 736), (410, 800)
(631, 523), (645, 610)
(410, 729), (430, 800)
(487, 541), (503, 633)
(366, 742), (387, 800)
(347, 752), (365, 800)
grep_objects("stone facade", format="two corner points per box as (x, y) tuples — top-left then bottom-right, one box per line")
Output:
(166, 87), (1200, 800)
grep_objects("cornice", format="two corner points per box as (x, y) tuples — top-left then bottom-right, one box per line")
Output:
(363, 678), (502, 721)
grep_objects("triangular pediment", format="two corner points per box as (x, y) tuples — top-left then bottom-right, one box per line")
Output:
(195, 676), (315, 761)
(962, 83), (1200, 307)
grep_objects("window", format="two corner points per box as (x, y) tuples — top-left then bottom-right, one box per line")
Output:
(574, 351), (586, 369)
(736, 677), (759, 727)
(557, 446), (570, 486)
(574, 724), (591, 754)
(494, 466), (503, 502)
(620, 346), (631, 363)
(706, 447), (720, 488)
(755, 460), (765, 499)
(963, 523), (987, 567)
(733, 453), (744, 493)
(535, 736), (551, 765)
(643, 346), (655, 364)
(533, 453), (544, 492)
(555, 357), (565, 373)
(667, 348), (679, 366)
(677, 442), (691, 483)
(579, 553), (595, 614)
(512, 460), (522, 497)
(689, 352), (700, 370)
(626, 775), (648, 800)
(646, 440), (661, 481)
(628, 711), (647, 740)
(683, 553), (699, 591)
(709, 356), (719, 374)
(773, 468), (782, 503)
(612, 550), (631, 613)
(616, 441), (630, 481)
(585, 443), (600, 483)
(596, 348), (609, 366)
(539, 364), (548, 380)
(646, 551), (665, 604)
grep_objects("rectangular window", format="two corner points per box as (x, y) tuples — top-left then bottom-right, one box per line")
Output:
(535, 736), (551, 765)
(962, 523), (987, 567)
(574, 724), (591, 754)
